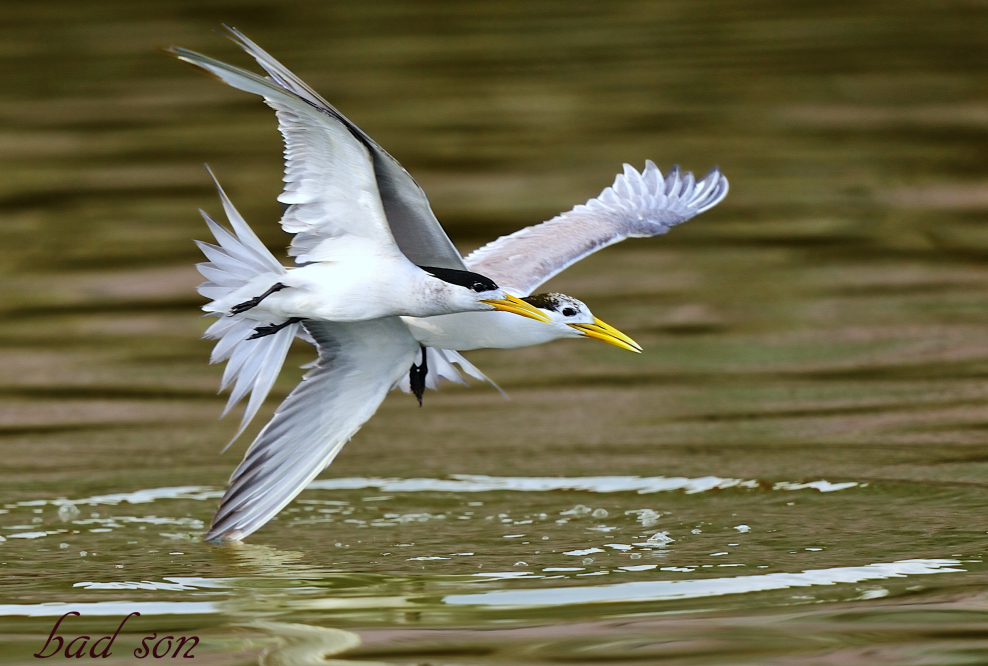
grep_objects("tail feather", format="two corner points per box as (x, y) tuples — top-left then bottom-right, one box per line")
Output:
(441, 350), (507, 398)
(392, 348), (506, 398)
(195, 169), (298, 449)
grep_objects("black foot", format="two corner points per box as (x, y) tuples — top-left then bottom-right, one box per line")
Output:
(409, 346), (428, 407)
(230, 282), (288, 316)
(248, 317), (303, 340)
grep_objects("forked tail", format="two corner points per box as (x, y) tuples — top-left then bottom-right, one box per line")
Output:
(195, 168), (299, 447)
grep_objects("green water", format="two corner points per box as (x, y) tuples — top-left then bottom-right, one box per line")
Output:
(3, 1), (988, 663)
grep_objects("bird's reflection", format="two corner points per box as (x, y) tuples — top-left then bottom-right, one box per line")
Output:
(220, 541), (322, 577)
(211, 543), (396, 664)
(248, 621), (391, 666)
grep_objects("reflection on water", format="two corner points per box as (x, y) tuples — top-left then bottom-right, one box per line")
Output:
(249, 622), (372, 666)
(2, 0), (988, 663)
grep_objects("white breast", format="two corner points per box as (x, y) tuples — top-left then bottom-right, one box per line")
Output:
(402, 311), (568, 350)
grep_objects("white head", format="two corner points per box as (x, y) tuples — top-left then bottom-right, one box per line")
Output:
(521, 293), (642, 352)
(418, 266), (550, 322)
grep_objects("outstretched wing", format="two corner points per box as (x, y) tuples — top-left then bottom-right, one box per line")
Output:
(221, 26), (467, 270)
(205, 317), (419, 542)
(168, 46), (398, 264)
(465, 162), (729, 296)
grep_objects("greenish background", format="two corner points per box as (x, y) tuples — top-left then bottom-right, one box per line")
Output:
(2, 1), (988, 664)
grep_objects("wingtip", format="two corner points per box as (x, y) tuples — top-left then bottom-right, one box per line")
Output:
(156, 44), (188, 60)
(166, 46), (229, 83)
(203, 526), (246, 544)
(218, 23), (246, 48)
(693, 167), (729, 213)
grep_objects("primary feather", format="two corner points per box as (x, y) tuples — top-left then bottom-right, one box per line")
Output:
(178, 28), (468, 271)
(205, 317), (419, 542)
(465, 161), (729, 297)
(168, 46), (397, 264)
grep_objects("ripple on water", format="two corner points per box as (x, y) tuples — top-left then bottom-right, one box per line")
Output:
(12, 474), (861, 510)
(444, 559), (965, 607)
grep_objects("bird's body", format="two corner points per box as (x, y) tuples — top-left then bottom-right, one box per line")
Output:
(204, 255), (505, 324)
(172, 27), (729, 543)
(404, 310), (569, 350)
(193, 171), (547, 542)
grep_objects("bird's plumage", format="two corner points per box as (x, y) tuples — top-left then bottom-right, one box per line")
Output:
(174, 30), (729, 542)
(169, 45), (400, 265)
(205, 317), (419, 542)
(195, 170), (300, 446)
(465, 162), (728, 297)
(207, 27), (468, 271)
(182, 34), (729, 411)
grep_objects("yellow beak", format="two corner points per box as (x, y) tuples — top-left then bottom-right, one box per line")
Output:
(568, 317), (642, 353)
(481, 294), (552, 323)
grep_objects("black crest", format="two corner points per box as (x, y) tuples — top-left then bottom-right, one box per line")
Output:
(522, 293), (581, 317)
(522, 293), (561, 311)
(419, 266), (499, 293)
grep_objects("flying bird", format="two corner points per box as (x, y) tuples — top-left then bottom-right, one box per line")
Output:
(194, 170), (548, 542)
(171, 29), (728, 542)
(173, 28), (727, 405)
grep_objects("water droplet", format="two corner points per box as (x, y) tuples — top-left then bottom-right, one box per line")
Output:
(514, 561), (527, 566)
(646, 531), (675, 545)
(57, 504), (80, 522)
(59, 543), (69, 549)
(734, 524), (751, 533)
(629, 553), (642, 559)
(630, 509), (662, 527)
(79, 551), (87, 557)
(582, 557), (594, 565)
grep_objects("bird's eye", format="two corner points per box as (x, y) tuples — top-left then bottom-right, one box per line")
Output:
(562, 307), (577, 317)
(472, 282), (487, 292)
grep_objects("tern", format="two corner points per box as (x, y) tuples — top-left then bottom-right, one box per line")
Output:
(171, 30), (728, 542)
(173, 29), (728, 405)
(194, 171), (549, 544)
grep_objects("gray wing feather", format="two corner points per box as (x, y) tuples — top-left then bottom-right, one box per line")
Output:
(205, 317), (419, 542)
(169, 46), (396, 264)
(465, 162), (729, 296)
(220, 27), (467, 271)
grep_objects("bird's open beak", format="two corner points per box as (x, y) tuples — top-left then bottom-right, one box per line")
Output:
(481, 294), (551, 323)
(568, 317), (642, 353)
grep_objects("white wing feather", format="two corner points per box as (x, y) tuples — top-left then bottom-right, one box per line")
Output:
(205, 317), (419, 542)
(169, 47), (397, 264)
(220, 26), (467, 270)
(465, 162), (729, 296)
